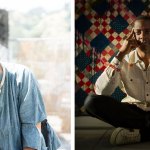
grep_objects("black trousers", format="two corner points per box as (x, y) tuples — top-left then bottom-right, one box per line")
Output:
(84, 94), (150, 141)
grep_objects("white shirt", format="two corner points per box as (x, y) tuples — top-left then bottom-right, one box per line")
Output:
(95, 49), (150, 111)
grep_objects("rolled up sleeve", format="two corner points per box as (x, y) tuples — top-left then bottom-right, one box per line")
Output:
(19, 69), (47, 149)
(95, 57), (123, 95)
(105, 57), (123, 78)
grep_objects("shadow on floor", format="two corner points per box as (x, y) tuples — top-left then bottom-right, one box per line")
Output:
(75, 116), (150, 150)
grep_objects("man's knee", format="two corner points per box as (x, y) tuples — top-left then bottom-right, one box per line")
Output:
(84, 94), (96, 114)
(84, 94), (113, 111)
(84, 94), (102, 112)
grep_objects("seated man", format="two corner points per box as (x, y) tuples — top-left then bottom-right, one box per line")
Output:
(84, 15), (150, 145)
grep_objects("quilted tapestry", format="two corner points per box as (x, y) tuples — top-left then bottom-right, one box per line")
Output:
(75, 0), (150, 112)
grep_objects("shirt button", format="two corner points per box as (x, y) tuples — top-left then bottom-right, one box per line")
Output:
(147, 82), (149, 84)
(130, 79), (133, 81)
(147, 94), (149, 96)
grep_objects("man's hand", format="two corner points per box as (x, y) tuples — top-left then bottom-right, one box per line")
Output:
(120, 29), (139, 53)
(116, 29), (140, 61)
(36, 122), (41, 131)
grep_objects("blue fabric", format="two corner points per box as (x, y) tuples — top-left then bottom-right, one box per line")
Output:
(0, 62), (60, 150)
(42, 120), (61, 150)
(90, 33), (110, 53)
(75, 51), (92, 71)
(75, 14), (92, 34)
(110, 15), (128, 34)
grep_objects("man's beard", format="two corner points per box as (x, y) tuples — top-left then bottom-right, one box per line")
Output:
(138, 42), (150, 54)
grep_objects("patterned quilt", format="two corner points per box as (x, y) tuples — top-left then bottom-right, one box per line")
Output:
(75, 0), (150, 111)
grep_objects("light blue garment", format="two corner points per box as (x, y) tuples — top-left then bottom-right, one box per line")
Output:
(0, 62), (60, 150)
(41, 120), (61, 150)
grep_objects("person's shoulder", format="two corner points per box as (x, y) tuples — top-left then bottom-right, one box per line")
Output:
(1, 61), (31, 76)
(124, 50), (136, 62)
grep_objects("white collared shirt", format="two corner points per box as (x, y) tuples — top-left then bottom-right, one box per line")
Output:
(95, 49), (150, 111)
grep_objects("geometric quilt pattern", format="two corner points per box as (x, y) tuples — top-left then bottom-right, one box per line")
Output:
(110, 15), (129, 34)
(75, 0), (150, 109)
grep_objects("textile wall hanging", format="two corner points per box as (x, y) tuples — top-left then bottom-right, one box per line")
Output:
(75, 0), (150, 115)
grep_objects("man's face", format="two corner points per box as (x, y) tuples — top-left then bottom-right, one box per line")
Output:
(133, 19), (150, 52)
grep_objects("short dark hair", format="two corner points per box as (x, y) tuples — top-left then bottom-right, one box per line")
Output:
(135, 15), (150, 21)
(132, 15), (150, 26)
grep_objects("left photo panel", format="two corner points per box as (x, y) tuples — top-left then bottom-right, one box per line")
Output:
(0, 0), (71, 150)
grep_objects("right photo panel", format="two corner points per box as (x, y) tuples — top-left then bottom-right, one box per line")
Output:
(75, 0), (150, 149)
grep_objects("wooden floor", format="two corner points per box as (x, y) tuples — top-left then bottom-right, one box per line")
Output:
(75, 116), (150, 150)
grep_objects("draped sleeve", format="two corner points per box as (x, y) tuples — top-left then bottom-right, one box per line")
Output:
(18, 68), (47, 149)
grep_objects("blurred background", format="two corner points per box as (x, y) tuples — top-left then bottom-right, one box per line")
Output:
(0, 0), (71, 149)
